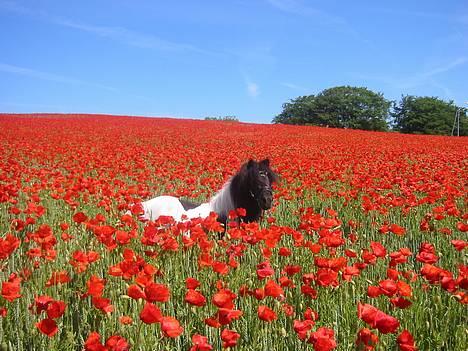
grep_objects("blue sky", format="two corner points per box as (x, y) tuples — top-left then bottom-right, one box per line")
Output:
(0, 0), (467, 123)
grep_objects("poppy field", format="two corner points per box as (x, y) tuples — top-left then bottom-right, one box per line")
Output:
(0, 114), (466, 351)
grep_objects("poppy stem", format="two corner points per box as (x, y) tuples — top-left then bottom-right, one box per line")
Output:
(135, 321), (143, 348)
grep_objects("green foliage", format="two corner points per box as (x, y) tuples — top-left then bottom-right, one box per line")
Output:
(204, 115), (239, 122)
(391, 95), (468, 136)
(273, 86), (390, 131)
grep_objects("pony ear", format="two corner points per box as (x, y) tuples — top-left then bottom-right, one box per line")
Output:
(246, 159), (256, 169)
(260, 158), (270, 167)
(270, 170), (280, 184)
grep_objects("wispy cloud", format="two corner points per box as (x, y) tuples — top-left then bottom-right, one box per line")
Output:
(0, 0), (37, 16)
(0, 62), (155, 102)
(281, 82), (310, 92)
(247, 81), (259, 98)
(0, 62), (116, 90)
(371, 7), (460, 22)
(265, 0), (368, 43)
(265, 0), (345, 25)
(0, 1), (217, 56)
(242, 73), (260, 98)
(420, 57), (468, 79)
(351, 57), (468, 99)
(56, 19), (215, 55)
(0, 101), (71, 110)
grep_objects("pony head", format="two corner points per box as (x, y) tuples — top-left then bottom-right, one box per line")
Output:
(245, 158), (279, 210)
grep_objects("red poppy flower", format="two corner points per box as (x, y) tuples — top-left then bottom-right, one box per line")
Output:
(212, 261), (230, 275)
(84, 331), (106, 351)
(46, 300), (67, 319)
(1, 275), (21, 302)
(105, 335), (130, 351)
(387, 268), (400, 281)
(293, 319), (314, 340)
(144, 282), (170, 303)
(301, 285), (318, 299)
(283, 264), (302, 276)
(316, 268), (339, 287)
(257, 305), (277, 322)
(358, 303), (400, 334)
(217, 308), (243, 325)
(73, 212), (88, 224)
(92, 296), (114, 314)
(185, 289), (206, 307)
(127, 284), (146, 300)
(389, 224), (406, 236)
(373, 310), (400, 334)
(367, 285), (382, 298)
(370, 241), (386, 258)
(397, 330), (417, 351)
(264, 279), (284, 298)
(390, 297), (412, 309)
(256, 261), (275, 279)
(33, 295), (54, 314)
(353, 307), (375, 331)
(378, 279), (398, 297)
(397, 280), (412, 297)
(186, 277), (201, 289)
(451, 240), (467, 251)
(212, 289), (236, 309)
(278, 247), (292, 256)
(308, 327), (337, 351)
(221, 328), (240, 348)
(343, 265), (361, 281)
(86, 275), (106, 298)
(139, 302), (162, 324)
(356, 328), (379, 350)
(160, 316), (183, 338)
(0, 234), (20, 259)
(190, 334), (213, 351)
(36, 318), (58, 337)
(45, 270), (71, 287)
(282, 303), (295, 316)
(119, 316), (133, 325)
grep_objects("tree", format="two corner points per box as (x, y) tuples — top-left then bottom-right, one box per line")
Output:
(392, 96), (467, 135)
(273, 86), (390, 131)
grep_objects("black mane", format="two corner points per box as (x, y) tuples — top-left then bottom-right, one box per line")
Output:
(179, 159), (278, 225)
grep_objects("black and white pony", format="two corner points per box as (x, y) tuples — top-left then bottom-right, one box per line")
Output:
(138, 159), (278, 224)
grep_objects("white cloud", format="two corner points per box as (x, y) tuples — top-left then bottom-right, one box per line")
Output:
(0, 62), (116, 90)
(282, 82), (309, 92)
(351, 56), (468, 102)
(56, 19), (215, 55)
(0, 1), (217, 56)
(265, 0), (343, 24)
(0, 62), (155, 102)
(420, 57), (468, 79)
(265, 0), (368, 43)
(247, 81), (260, 98)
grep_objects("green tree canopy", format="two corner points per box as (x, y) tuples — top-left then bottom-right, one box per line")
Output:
(273, 86), (390, 131)
(392, 96), (467, 136)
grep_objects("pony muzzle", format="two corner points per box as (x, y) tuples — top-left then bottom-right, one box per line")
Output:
(259, 189), (273, 210)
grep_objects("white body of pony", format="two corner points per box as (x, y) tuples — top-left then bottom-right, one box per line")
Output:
(140, 181), (233, 222)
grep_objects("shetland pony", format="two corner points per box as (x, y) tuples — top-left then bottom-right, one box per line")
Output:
(138, 159), (278, 224)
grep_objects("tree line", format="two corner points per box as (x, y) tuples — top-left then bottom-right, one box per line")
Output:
(272, 86), (467, 136)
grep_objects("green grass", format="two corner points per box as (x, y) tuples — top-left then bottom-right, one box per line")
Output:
(0, 185), (466, 351)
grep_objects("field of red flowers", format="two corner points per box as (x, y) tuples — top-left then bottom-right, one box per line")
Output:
(0, 114), (466, 350)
